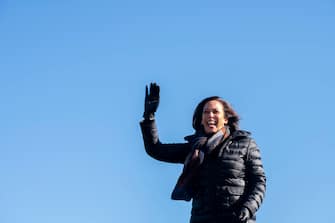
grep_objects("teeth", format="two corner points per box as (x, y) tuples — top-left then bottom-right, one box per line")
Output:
(208, 120), (216, 125)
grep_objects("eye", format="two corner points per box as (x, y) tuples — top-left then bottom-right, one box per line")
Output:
(203, 110), (210, 114)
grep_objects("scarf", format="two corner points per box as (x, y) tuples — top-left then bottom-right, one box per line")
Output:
(171, 127), (230, 201)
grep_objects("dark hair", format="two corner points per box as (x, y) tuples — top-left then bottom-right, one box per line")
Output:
(192, 96), (240, 132)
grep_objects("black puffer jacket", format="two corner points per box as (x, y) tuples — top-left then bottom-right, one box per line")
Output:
(140, 119), (266, 223)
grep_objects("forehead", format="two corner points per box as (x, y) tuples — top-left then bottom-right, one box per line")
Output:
(203, 100), (224, 110)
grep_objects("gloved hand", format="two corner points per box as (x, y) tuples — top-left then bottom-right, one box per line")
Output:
(143, 83), (160, 120)
(238, 207), (251, 222)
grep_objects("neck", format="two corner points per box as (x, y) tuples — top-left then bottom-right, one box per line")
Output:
(221, 126), (230, 139)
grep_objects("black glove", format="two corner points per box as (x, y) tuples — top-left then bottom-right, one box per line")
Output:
(143, 83), (160, 120)
(237, 207), (251, 222)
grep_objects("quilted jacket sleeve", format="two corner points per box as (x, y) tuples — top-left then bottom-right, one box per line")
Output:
(243, 138), (266, 216)
(140, 119), (190, 164)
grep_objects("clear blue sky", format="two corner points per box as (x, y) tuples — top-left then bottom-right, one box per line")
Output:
(1, 1), (334, 223)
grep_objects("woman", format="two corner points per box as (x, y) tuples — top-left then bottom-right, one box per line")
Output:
(140, 83), (266, 223)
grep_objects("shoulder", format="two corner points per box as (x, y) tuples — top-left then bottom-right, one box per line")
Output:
(230, 130), (257, 148)
(231, 129), (252, 140)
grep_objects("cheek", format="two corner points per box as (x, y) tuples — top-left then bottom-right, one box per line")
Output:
(201, 115), (206, 125)
(219, 117), (227, 126)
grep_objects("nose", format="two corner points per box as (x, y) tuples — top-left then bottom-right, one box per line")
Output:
(208, 111), (214, 117)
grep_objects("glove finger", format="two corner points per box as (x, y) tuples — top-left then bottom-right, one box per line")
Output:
(156, 84), (160, 98)
(145, 85), (149, 98)
(150, 83), (155, 95)
(239, 211), (245, 219)
(149, 83), (155, 98)
(239, 211), (248, 222)
(151, 83), (160, 100)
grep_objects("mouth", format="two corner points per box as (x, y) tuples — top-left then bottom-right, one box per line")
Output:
(207, 120), (217, 128)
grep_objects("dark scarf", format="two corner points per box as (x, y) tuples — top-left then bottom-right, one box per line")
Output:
(171, 127), (231, 201)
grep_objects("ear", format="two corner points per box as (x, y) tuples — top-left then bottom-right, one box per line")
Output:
(224, 118), (228, 125)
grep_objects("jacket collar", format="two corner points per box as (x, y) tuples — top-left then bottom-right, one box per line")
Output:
(231, 130), (251, 139)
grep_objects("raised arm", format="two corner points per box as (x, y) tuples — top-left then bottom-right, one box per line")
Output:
(140, 119), (190, 163)
(140, 83), (190, 163)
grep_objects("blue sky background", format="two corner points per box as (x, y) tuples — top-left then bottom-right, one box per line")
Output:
(1, 1), (335, 223)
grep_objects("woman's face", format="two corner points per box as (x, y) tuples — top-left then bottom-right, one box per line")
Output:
(201, 100), (228, 134)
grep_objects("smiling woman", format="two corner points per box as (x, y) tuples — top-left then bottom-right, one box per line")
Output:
(193, 96), (240, 135)
(140, 83), (266, 223)
(201, 100), (227, 134)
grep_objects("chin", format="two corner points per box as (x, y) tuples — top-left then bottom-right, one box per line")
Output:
(204, 129), (218, 135)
